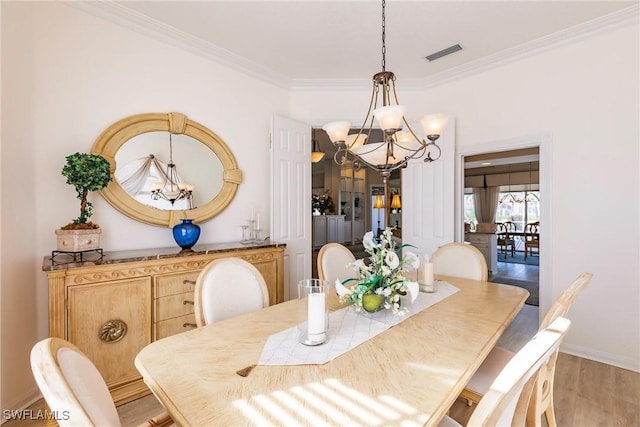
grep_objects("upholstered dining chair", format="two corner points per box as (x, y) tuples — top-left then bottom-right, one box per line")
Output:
(30, 337), (173, 427)
(460, 272), (593, 427)
(431, 242), (488, 282)
(439, 317), (572, 427)
(317, 242), (356, 285)
(524, 221), (540, 260)
(194, 257), (269, 327)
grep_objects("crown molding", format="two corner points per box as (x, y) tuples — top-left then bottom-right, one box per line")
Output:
(292, 4), (639, 91)
(63, 1), (637, 92)
(61, 1), (292, 89)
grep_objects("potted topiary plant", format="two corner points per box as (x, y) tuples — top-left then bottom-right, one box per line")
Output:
(55, 152), (112, 252)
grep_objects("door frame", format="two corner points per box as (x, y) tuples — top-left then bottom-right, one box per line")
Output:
(456, 132), (552, 322)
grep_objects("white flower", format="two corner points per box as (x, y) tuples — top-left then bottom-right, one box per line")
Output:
(353, 259), (366, 270)
(403, 251), (420, 270)
(362, 231), (376, 251)
(406, 281), (419, 303)
(335, 279), (353, 298)
(385, 251), (400, 269)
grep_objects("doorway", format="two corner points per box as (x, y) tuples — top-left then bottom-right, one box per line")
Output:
(462, 146), (541, 307)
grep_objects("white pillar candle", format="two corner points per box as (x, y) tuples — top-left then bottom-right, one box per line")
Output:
(419, 261), (435, 292)
(307, 293), (326, 335)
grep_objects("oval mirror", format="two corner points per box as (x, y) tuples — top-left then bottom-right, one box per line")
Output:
(92, 112), (242, 227)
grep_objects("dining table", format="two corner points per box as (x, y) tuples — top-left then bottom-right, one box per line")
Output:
(135, 276), (528, 427)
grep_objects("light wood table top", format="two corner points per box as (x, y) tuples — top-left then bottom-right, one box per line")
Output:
(135, 276), (528, 427)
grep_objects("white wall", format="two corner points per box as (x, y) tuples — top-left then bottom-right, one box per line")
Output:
(291, 21), (640, 371)
(1, 2), (289, 410)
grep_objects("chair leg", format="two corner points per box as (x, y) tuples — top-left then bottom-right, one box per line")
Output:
(544, 403), (558, 427)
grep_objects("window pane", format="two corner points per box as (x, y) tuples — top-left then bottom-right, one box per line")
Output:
(464, 194), (477, 228)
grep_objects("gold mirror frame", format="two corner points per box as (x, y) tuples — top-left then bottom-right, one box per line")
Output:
(92, 112), (242, 227)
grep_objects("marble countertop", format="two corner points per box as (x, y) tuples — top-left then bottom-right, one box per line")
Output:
(42, 240), (286, 272)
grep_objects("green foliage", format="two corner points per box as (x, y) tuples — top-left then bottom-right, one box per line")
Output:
(61, 152), (112, 225)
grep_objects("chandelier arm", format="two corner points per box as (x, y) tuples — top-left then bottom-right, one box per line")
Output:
(403, 144), (427, 161)
(401, 119), (426, 147)
(334, 145), (357, 166)
(349, 81), (379, 151)
(423, 141), (442, 163)
(351, 155), (387, 173)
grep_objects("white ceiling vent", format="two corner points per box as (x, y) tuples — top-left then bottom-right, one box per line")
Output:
(425, 44), (463, 62)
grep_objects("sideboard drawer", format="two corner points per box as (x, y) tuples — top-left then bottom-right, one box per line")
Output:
(155, 292), (195, 321)
(155, 271), (200, 297)
(155, 313), (197, 340)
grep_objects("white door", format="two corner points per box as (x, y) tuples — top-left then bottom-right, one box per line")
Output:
(402, 117), (456, 257)
(271, 116), (311, 301)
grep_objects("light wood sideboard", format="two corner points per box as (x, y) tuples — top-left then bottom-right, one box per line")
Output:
(42, 242), (285, 406)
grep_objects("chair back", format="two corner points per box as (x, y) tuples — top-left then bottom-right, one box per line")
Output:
(541, 272), (592, 329)
(194, 257), (269, 327)
(525, 222), (540, 241)
(317, 243), (356, 285)
(31, 337), (121, 427)
(503, 221), (516, 233)
(521, 272), (592, 426)
(432, 242), (488, 282)
(468, 317), (571, 427)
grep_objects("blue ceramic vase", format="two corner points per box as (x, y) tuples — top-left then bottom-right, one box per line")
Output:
(172, 219), (201, 251)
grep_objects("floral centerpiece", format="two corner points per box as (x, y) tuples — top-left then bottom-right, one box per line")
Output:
(336, 228), (420, 316)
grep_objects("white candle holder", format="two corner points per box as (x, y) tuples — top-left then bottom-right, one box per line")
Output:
(240, 224), (250, 243)
(240, 220), (265, 244)
(419, 258), (436, 293)
(298, 279), (330, 346)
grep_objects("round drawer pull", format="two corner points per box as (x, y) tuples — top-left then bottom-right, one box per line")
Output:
(98, 320), (127, 343)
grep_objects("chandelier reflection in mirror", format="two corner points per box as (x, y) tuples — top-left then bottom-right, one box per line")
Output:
(150, 133), (194, 207)
(322, 0), (450, 182)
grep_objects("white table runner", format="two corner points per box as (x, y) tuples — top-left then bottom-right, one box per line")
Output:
(258, 281), (459, 366)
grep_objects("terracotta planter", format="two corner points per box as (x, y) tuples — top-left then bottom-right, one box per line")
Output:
(55, 228), (102, 252)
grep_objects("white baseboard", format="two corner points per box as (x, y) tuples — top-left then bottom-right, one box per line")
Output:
(1, 388), (42, 425)
(561, 343), (640, 373)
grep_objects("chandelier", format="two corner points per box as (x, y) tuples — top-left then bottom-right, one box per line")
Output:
(322, 0), (450, 182)
(150, 133), (194, 207)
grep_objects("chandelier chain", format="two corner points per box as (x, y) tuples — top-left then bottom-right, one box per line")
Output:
(381, 0), (386, 72)
(169, 133), (174, 164)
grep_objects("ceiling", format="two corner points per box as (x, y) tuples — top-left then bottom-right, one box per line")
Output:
(95, 1), (636, 88)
